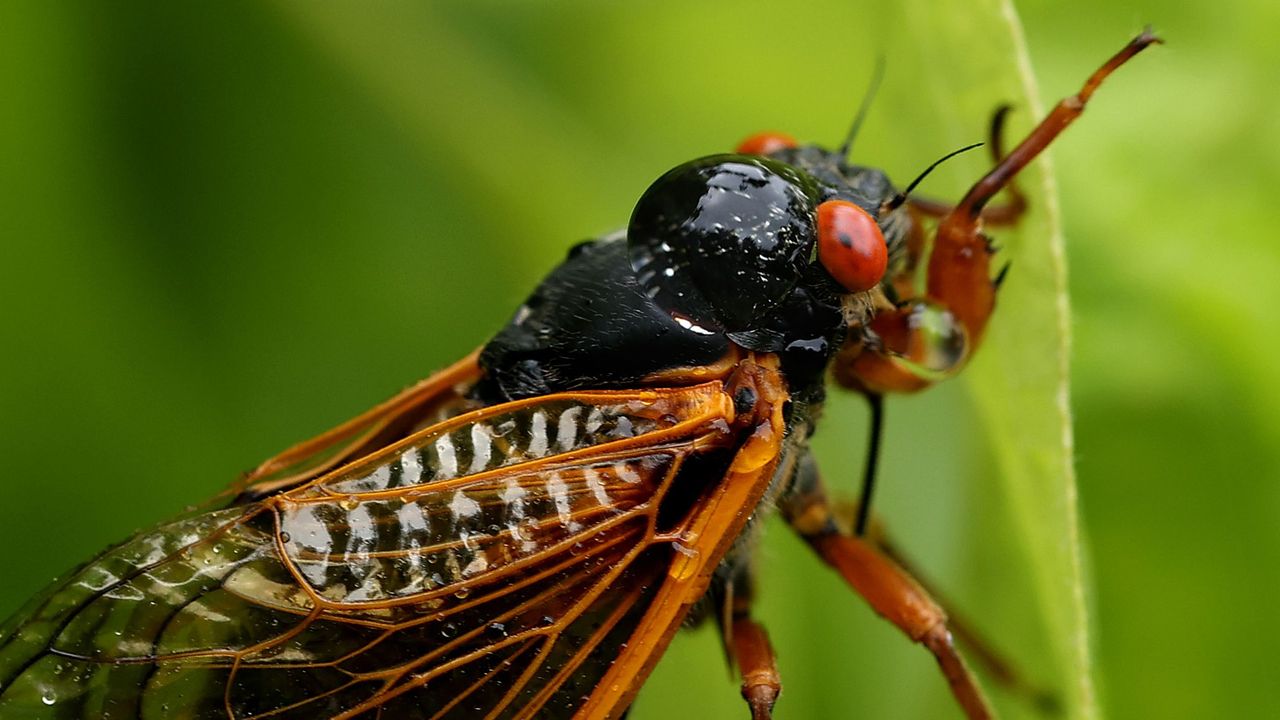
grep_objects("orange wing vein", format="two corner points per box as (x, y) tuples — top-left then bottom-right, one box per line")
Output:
(0, 369), (788, 720)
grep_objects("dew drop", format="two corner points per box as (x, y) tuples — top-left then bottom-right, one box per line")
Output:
(41, 693), (56, 706)
(669, 541), (700, 581)
(672, 541), (698, 559)
(453, 587), (471, 600)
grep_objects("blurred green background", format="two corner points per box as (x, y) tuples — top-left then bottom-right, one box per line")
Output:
(0, 1), (1275, 718)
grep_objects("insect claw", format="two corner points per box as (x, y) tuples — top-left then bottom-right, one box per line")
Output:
(981, 233), (999, 254)
(989, 104), (1015, 161)
(994, 262), (1012, 290)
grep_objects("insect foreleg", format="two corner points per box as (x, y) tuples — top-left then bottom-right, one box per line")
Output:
(838, 30), (1162, 396)
(906, 105), (1029, 227)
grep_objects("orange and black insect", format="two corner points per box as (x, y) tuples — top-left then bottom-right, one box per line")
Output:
(0, 31), (1158, 720)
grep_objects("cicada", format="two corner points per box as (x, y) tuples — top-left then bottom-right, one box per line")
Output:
(0, 31), (1158, 720)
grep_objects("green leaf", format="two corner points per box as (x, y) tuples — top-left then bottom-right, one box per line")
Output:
(956, 12), (1101, 720)
(641, 2), (1099, 718)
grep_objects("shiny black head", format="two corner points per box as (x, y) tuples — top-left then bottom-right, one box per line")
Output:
(627, 156), (821, 333)
(626, 149), (908, 337)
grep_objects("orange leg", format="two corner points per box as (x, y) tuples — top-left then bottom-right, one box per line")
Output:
(810, 536), (990, 718)
(729, 612), (782, 719)
(715, 564), (782, 719)
(867, 524), (1060, 715)
(780, 455), (992, 720)
(840, 30), (1161, 396)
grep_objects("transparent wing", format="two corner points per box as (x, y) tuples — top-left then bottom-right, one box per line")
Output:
(0, 382), (739, 719)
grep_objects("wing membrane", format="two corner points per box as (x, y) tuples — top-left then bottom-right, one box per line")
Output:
(0, 381), (742, 719)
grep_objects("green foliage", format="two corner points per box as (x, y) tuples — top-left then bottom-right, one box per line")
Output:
(0, 1), (1273, 719)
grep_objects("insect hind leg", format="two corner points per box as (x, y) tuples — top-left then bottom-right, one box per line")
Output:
(864, 521), (1063, 715)
(779, 453), (993, 720)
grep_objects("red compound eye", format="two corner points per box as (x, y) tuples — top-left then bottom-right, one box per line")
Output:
(816, 199), (888, 293)
(735, 131), (798, 156)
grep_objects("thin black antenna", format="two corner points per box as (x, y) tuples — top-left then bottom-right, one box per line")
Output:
(883, 141), (984, 211)
(855, 393), (884, 537)
(838, 55), (886, 159)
